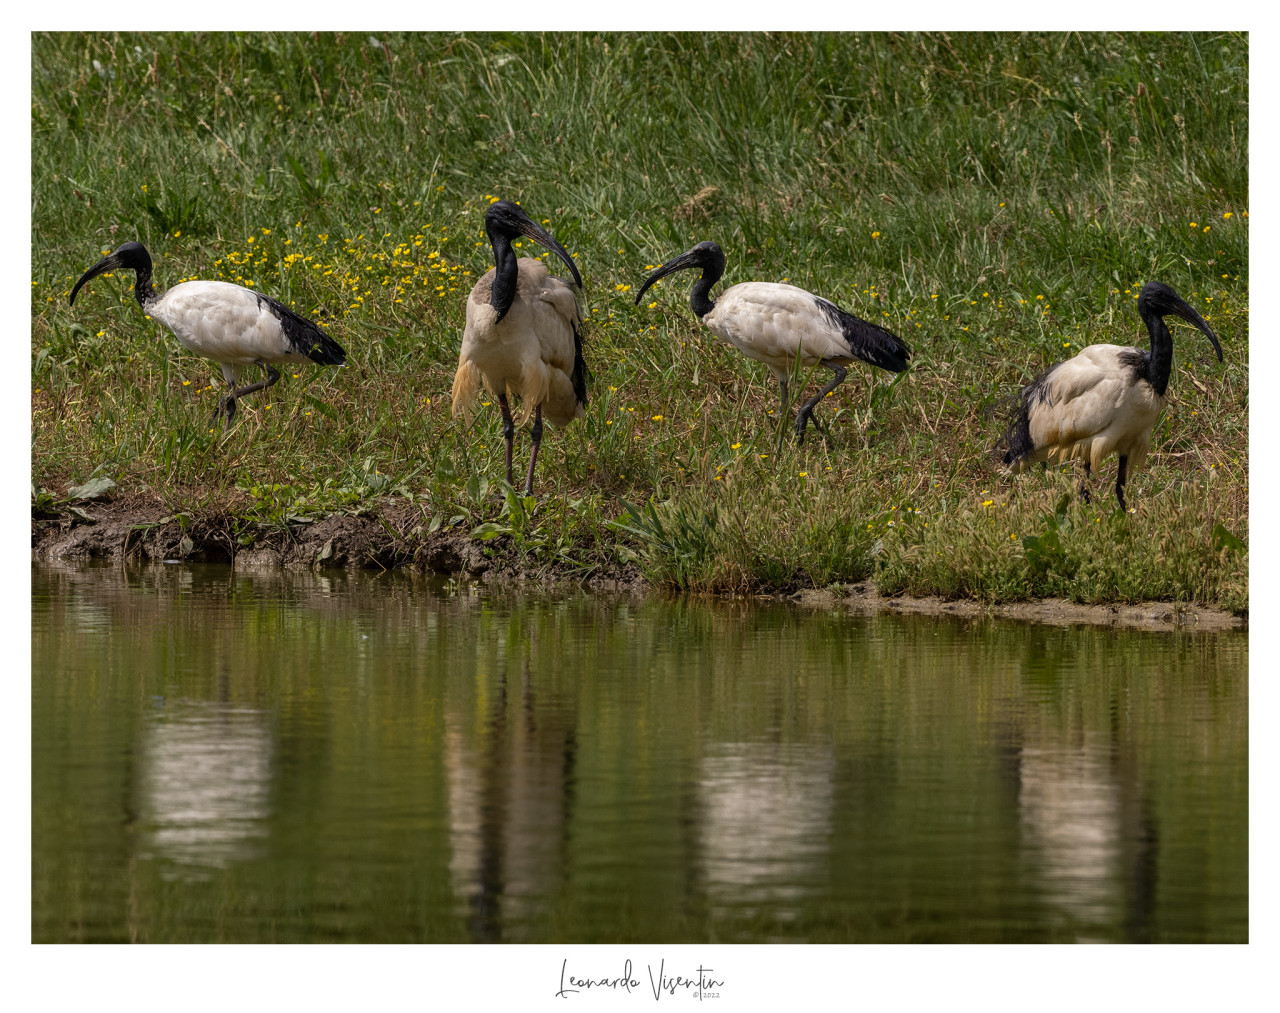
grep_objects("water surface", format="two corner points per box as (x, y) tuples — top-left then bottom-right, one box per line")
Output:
(32, 562), (1247, 943)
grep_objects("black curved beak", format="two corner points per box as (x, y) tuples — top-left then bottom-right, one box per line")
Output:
(1169, 297), (1224, 363)
(634, 247), (705, 305)
(519, 218), (582, 289)
(69, 251), (122, 306)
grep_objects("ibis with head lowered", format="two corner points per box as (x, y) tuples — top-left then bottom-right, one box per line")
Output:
(451, 200), (587, 496)
(996, 280), (1223, 511)
(69, 241), (346, 427)
(635, 241), (911, 453)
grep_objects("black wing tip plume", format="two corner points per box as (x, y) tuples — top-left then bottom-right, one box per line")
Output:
(864, 333), (911, 374)
(992, 394), (1035, 470)
(993, 364), (1058, 469)
(1000, 412), (1034, 468)
(307, 333), (347, 366)
(815, 298), (912, 373)
(258, 293), (347, 366)
(881, 333), (912, 373)
(297, 323), (345, 365)
(570, 320), (589, 408)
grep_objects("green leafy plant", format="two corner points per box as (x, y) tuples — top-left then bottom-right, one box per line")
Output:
(1212, 522), (1246, 555)
(611, 496), (719, 587)
(31, 484), (60, 518)
(472, 485), (538, 544)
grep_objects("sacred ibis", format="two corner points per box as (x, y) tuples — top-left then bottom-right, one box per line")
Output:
(451, 201), (587, 496)
(996, 280), (1223, 511)
(634, 242), (911, 453)
(69, 241), (346, 427)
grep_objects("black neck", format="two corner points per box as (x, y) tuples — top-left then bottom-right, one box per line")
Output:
(132, 265), (158, 311)
(489, 233), (518, 323)
(1144, 315), (1174, 397)
(689, 266), (721, 318)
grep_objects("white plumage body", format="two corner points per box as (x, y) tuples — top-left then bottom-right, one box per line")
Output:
(995, 280), (1222, 511)
(1007, 344), (1163, 476)
(700, 282), (868, 380)
(635, 240), (910, 453)
(68, 240), (345, 428)
(452, 258), (584, 427)
(146, 280), (319, 386)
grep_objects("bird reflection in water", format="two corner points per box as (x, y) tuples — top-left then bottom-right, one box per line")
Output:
(444, 658), (577, 942)
(695, 742), (835, 925)
(1017, 736), (1156, 941)
(138, 702), (273, 880)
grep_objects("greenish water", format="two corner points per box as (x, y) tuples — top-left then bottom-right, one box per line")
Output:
(31, 562), (1247, 943)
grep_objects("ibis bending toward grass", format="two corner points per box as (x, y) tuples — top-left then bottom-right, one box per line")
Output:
(634, 241), (911, 453)
(996, 280), (1223, 511)
(451, 200), (587, 496)
(69, 241), (346, 427)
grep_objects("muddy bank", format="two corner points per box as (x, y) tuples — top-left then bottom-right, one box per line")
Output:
(32, 495), (1245, 631)
(788, 586), (1244, 633)
(30, 493), (647, 591)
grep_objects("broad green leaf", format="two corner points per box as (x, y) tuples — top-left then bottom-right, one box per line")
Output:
(66, 476), (116, 501)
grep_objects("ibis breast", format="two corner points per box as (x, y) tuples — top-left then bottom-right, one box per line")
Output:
(148, 280), (313, 367)
(702, 282), (855, 378)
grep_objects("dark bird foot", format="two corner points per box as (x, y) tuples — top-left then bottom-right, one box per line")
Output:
(214, 396), (237, 429)
(792, 411), (834, 447)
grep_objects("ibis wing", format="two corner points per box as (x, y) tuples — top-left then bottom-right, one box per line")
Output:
(1025, 345), (1162, 467)
(151, 280), (343, 367)
(527, 272), (587, 422)
(710, 283), (909, 375)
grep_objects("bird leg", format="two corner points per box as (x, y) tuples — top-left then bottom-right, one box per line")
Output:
(1115, 455), (1128, 512)
(523, 404), (544, 497)
(217, 362), (282, 429)
(774, 378), (791, 455)
(498, 393), (516, 487)
(794, 362), (848, 444)
(1079, 462), (1092, 504)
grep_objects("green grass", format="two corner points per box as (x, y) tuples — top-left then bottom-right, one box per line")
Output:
(31, 32), (1248, 611)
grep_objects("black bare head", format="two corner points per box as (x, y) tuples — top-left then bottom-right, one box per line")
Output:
(484, 200), (581, 288)
(633, 241), (726, 318)
(1137, 281), (1223, 362)
(69, 241), (154, 306)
